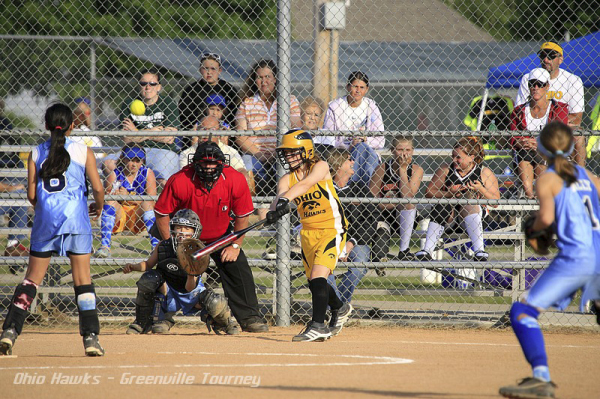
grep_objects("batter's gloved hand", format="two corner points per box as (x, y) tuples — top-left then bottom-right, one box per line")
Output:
(523, 215), (554, 256)
(266, 197), (290, 225)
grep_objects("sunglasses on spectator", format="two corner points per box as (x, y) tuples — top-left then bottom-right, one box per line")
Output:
(139, 81), (159, 87)
(539, 50), (560, 60)
(528, 80), (547, 89)
(201, 52), (222, 64)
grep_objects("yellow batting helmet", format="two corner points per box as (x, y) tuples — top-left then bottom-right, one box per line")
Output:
(276, 129), (315, 171)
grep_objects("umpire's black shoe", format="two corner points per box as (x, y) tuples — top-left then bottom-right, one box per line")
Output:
(0, 328), (17, 356)
(241, 318), (269, 333)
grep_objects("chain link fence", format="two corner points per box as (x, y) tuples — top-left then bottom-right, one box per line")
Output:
(1, 0), (599, 330)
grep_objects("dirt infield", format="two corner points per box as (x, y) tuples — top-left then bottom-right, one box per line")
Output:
(1, 326), (599, 399)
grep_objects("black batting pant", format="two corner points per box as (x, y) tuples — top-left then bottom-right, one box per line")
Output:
(210, 248), (261, 324)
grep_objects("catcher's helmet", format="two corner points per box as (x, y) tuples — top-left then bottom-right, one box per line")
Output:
(276, 129), (315, 171)
(170, 209), (202, 250)
(192, 141), (229, 184)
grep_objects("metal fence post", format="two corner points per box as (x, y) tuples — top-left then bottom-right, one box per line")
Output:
(275, 0), (293, 327)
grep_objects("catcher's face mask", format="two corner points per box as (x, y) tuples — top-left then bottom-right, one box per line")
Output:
(171, 225), (196, 252)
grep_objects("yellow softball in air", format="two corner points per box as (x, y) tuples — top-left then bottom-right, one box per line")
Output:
(130, 100), (146, 116)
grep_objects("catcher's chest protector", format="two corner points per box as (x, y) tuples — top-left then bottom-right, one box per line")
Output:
(156, 239), (188, 292)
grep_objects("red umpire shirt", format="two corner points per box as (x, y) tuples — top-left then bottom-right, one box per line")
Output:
(155, 165), (254, 243)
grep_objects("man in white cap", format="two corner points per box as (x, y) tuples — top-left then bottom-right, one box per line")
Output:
(515, 41), (585, 165)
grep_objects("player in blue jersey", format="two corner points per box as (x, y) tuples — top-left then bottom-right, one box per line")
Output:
(0, 103), (105, 357)
(95, 144), (158, 258)
(500, 121), (600, 398)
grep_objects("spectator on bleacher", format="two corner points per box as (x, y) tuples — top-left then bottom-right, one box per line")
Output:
(515, 42), (585, 165)
(415, 137), (500, 262)
(94, 145), (158, 259)
(301, 96), (330, 155)
(0, 99), (30, 260)
(120, 70), (179, 185)
(70, 98), (105, 172)
(510, 68), (569, 199)
(369, 136), (424, 264)
(585, 94), (600, 173)
(323, 71), (384, 186)
(327, 148), (378, 303)
(179, 115), (246, 174)
(179, 53), (238, 149)
(235, 59), (301, 198)
(203, 94), (234, 143)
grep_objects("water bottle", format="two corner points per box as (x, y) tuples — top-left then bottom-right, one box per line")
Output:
(487, 119), (498, 151)
(110, 180), (122, 194)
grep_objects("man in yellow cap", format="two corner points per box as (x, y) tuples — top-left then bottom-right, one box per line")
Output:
(515, 41), (585, 165)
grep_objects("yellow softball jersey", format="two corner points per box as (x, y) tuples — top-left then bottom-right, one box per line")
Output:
(288, 169), (348, 233)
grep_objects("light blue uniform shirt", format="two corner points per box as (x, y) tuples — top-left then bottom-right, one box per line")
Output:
(30, 139), (92, 244)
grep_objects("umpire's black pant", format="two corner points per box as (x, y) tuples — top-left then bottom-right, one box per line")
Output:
(210, 248), (261, 325)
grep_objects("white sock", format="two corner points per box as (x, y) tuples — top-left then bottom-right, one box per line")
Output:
(398, 209), (416, 251)
(423, 221), (444, 253)
(464, 212), (484, 253)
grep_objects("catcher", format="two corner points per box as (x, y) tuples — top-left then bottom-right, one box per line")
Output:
(123, 208), (240, 335)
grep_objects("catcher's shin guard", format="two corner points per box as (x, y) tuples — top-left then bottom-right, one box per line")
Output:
(198, 290), (234, 330)
(2, 279), (38, 335)
(135, 270), (164, 333)
(152, 293), (166, 325)
(74, 284), (100, 336)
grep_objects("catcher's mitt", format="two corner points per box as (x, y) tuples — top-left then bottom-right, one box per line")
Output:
(176, 238), (210, 276)
(523, 215), (554, 255)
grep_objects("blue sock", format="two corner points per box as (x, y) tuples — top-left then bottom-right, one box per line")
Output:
(143, 210), (159, 248)
(510, 302), (550, 381)
(100, 205), (116, 248)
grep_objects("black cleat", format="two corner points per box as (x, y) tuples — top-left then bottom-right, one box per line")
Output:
(292, 321), (332, 342)
(499, 377), (556, 398)
(83, 333), (105, 357)
(473, 251), (489, 262)
(0, 328), (17, 356)
(329, 303), (353, 336)
(414, 250), (433, 261)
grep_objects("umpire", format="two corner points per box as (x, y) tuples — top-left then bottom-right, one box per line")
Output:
(153, 141), (268, 332)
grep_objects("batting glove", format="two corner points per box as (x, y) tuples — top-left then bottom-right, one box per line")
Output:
(266, 197), (290, 225)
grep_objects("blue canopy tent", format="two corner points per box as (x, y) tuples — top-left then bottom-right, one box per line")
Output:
(476, 31), (600, 130)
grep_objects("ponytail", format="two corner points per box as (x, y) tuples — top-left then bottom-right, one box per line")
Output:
(538, 121), (577, 186)
(553, 155), (576, 186)
(39, 103), (72, 179)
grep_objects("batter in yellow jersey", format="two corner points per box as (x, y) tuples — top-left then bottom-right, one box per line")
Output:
(265, 129), (351, 343)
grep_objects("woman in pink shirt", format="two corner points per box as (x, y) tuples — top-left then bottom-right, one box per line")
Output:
(235, 59), (301, 196)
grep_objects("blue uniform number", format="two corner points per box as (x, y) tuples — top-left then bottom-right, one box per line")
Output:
(582, 195), (600, 230)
